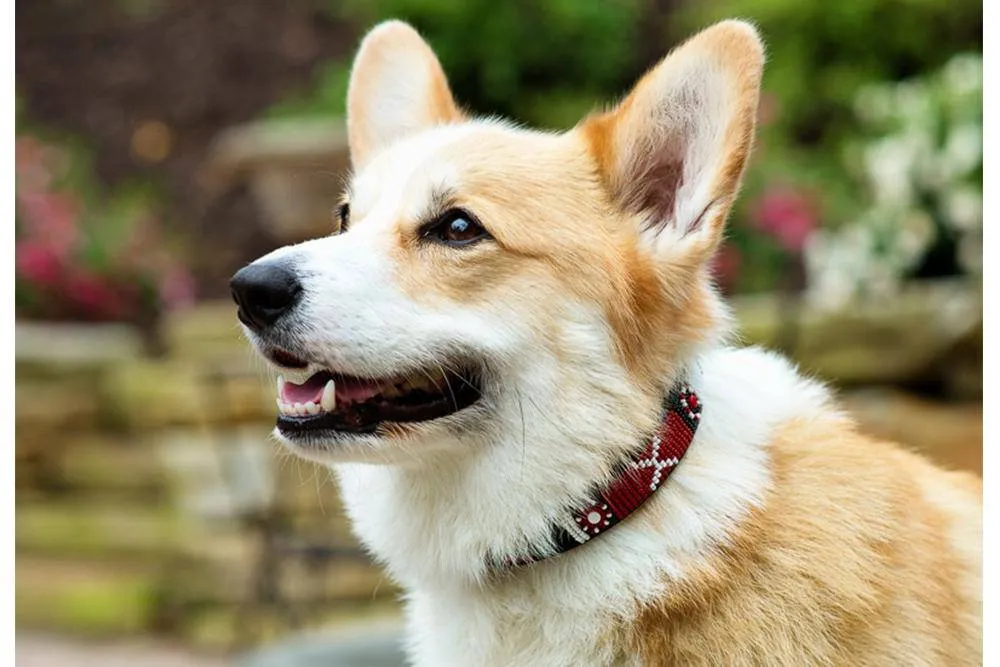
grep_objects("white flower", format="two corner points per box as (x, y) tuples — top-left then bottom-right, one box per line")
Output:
(864, 262), (899, 301)
(943, 53), (982, 98)
(810, 52), (982, 308)
(895, 84), (934, 129)
(893, 82), (926, 115)
(804, 231), (854, 310)
(944, 123), (983, 178)
(863, 137), (916, 205)
(943, 187), (982, 232)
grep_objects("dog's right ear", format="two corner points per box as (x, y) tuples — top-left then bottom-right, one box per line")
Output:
(347, 21), (463, 170)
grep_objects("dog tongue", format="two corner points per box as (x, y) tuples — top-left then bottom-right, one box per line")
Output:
(280, 372), (385, 406)
(280, 372), (329, 405)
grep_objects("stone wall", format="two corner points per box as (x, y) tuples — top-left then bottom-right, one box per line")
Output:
(16, 303), (399, 651)
(15, 285), (981, 650)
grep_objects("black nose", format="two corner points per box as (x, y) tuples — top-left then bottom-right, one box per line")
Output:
(230, 261), (302, 331)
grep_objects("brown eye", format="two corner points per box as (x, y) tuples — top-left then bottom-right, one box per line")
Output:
(337, 202), (350, 232)
(425, 209), (490, 246)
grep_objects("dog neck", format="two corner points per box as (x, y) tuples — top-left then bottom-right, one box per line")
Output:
(491, 382), (702, 570)
(333, 345), (831, 602)
(332, 337), (712, 587)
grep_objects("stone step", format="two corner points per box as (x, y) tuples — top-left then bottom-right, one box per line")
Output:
(171, 543), (393, 608)
(101, 360), (277, 430)
(15, 558), (159, 636)
(17, 435), (169, 499)
(16, 377), (104, 437)
(16, 501), (185, 560)
(15, 321), (142, 374)
(737, 279), (982, 392)
(179, 599), (401, 652)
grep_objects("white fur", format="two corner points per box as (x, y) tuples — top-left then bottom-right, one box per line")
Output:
(246, 123), (522, 462)
(239, 121), (844, 666)
(335, 346), (840, 666)
(235, 19), (811, 666)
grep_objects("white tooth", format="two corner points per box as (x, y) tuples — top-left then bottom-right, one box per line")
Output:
(305, 401), (320, 415)
(293, 402), (305, 416)
(320, 379), (336, 412)
(275, 398), (283, 412)
(277, 375), (286, 396)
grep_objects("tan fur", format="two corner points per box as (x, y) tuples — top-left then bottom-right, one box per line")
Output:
(333, 20), (982, 666)
(374, 127), (717, 390)
(627, 417), (982, 666)
(580, 20), (764, 259)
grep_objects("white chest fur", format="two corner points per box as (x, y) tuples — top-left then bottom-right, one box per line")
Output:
(334, 347), (836, 666)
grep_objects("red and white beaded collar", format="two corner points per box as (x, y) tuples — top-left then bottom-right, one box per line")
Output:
(499, 383), (702, 568)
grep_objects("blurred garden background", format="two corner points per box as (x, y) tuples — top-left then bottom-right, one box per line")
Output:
(15, 0), (982, 665)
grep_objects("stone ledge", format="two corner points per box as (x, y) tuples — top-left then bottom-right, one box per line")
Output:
(16, 558), (158, 636)
(16, 501), (185, 560)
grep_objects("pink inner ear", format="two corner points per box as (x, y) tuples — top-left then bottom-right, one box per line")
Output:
(612, 89), (708, 234)
(630, 155), (683, 230)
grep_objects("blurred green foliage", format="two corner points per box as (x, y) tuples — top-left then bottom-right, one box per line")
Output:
(266, 0), (982, 294)
(270, 0), (648, 129)
(804, 52), (982, 308)
(679, 0), (981, 225)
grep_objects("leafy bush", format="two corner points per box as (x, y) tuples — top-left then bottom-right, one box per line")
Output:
(804, 53), (982, 308)
(268, 0), (981, 297)
(679, 1), (980, 227)
(15, 134), (195, 324)
(272, 0), (648, 129)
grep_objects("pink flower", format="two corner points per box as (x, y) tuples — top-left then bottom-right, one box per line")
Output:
(750, 187), (818, 254)
(159, 265), (197, 311)
(63, 271), (126, 320)
(16, 241), (65, 287)
(17, 192), (80, 258)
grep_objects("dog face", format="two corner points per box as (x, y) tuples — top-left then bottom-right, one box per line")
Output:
(231, 20), (763, 465)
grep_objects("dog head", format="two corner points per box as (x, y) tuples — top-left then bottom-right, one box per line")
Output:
(232, 20), (764, 466)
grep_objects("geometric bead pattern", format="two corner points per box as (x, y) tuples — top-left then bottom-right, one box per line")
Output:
(508, 383), (702, 567)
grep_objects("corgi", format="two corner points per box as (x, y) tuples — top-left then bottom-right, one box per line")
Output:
(230, 19), (983, 666)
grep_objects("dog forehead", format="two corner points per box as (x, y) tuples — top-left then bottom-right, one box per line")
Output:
(350, 121), (569, 222)
(351, 123), (479, 221)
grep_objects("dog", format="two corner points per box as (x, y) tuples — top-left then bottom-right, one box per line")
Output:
(231, 19), (982, 666)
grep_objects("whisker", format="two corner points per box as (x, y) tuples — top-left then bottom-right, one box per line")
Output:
(433, 361), (459, 411)
(516, 388), (527, 483)
(416, 367), (449, 399)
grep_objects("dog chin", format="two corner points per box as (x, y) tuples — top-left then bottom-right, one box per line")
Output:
(273, 418), (474, 466)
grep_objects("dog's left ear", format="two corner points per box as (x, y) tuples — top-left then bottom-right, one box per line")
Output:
(347, 21), (463, 169)
(580, 20), (764, 262)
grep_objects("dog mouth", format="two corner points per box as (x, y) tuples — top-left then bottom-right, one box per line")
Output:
(272, 354), (482, 436)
